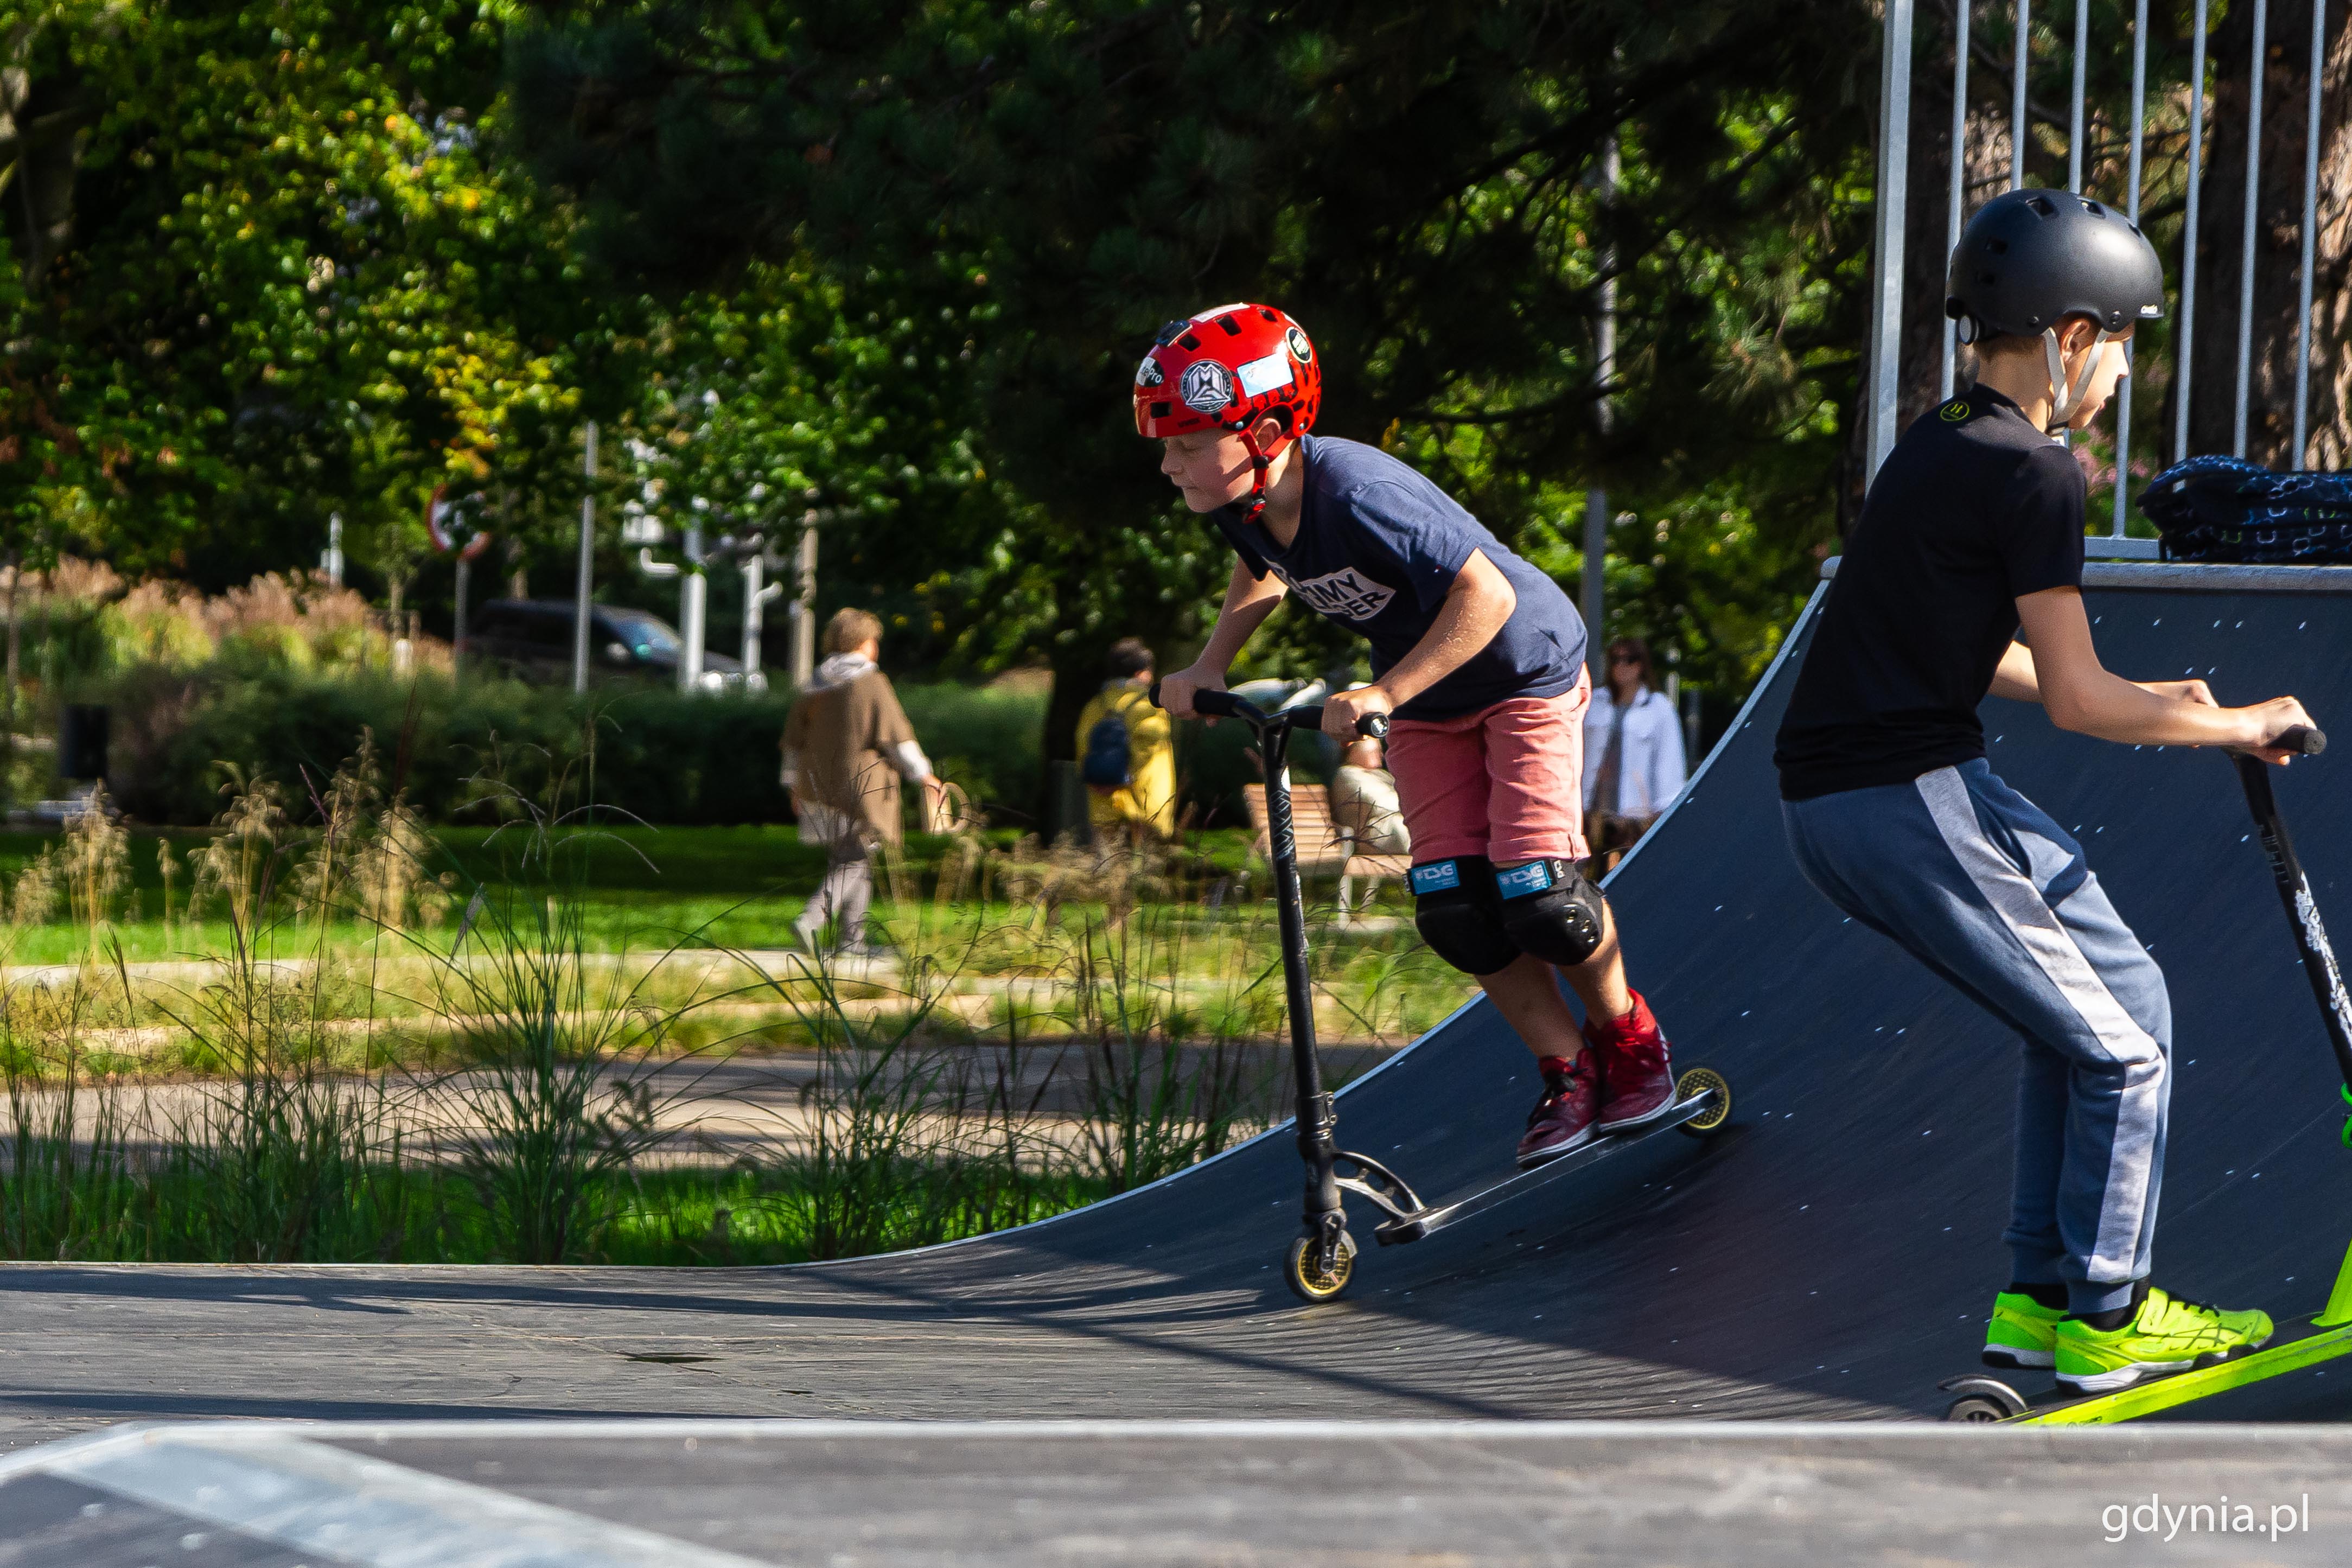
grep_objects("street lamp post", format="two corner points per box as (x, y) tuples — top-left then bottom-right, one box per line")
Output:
(789, 513), (818, 689)
(740, 547), (786, 690)
(679, 501), (709, 693)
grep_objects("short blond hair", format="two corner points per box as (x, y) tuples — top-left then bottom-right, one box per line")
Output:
(824, 607), (883, 655)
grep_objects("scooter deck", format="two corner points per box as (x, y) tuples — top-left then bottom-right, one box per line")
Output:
(1944, 1317), (2352, 1425)
(1372, 1088), (1720, 1246)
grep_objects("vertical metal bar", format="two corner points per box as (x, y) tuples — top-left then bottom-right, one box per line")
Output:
(2067, 0), (2088, 190)
(1583, 137), (1618, 675)
(453, 555), (470, 684)
(2012, 0), (2032, 186)
(791, 514), (818, 689)
(2293, 0), (2327, 464)
(2233, 0), (2269, 458)
(1871, 0), (1917, 479)
(2175, 0), (2211, 461)
(1581, 489), (1609, 675)
(572, 420), (596, 694)
(679, 524), (706, 694)
(1944, 0), (1972, 400)
(2113, 0), (2150, 536)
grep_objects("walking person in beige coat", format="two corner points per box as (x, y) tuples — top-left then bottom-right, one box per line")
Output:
(781, 608), (943, 956)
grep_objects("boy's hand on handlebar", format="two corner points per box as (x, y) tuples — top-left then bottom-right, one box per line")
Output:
(2243, 696), (2317, 765)
(1156, 664), (1225, 723)
(1323, 684), (1393, 740)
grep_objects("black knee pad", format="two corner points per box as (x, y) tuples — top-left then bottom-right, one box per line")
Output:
(1496, 858), (1607, 967)
(1410, 857), (1521, 977)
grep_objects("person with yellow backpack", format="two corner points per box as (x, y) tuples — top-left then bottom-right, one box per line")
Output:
(1075, 638), (1176, 842)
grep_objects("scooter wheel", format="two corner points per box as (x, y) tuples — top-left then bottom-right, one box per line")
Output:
(1945, 1393), (2021, 1423)
(1283, 1231), (1357, 1303)
(1674, 1067), (1732, 1137)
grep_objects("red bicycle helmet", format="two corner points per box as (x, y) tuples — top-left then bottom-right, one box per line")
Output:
(1133, 303), (1321, 519)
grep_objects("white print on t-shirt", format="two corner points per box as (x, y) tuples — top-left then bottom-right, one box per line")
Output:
(1274, 565), (1397, 621)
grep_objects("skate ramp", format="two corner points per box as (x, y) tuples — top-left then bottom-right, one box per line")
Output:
(3, 562), (2350, 1433)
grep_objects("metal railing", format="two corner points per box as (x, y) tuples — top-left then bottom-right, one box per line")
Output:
(1873, 0), (2336, 534)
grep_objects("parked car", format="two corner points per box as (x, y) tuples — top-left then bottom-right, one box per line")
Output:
(466, 600), (744, 690)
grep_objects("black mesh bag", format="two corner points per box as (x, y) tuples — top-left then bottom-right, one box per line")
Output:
(2137, 456), (2352, 564)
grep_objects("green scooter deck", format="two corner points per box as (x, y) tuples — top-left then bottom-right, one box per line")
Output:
(1943, 1316), (2352, 1425)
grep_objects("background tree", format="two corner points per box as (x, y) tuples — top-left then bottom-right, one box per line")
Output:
(509, 0), (1889, 781)
(0, 1), (609, 624)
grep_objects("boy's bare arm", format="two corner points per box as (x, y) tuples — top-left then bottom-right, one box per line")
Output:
(1160, 558), (1288, 717)
(1991, 636), (2216, 708)
(1323, 550), (1516, 737)
(2014, 587), (2313, 761)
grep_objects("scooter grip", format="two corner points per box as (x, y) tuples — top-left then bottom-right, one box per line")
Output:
(1359, 715), (1391, 741)
(2279, 725), (2328, 756)
(1150, 683), (1245, 719)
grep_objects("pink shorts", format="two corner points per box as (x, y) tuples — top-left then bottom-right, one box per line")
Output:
(1385, 674), (1591, 864)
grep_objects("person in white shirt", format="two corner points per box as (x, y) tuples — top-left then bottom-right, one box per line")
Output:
(1329, 735), (1411, 855)
(1582, 636), (1687, 859)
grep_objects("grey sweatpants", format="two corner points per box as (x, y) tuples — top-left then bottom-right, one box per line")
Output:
(795, 838), (874, 952)
(1782, 760), (2171, 1315)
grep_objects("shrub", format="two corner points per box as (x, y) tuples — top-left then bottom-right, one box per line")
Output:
(100, 667), (1049, 828)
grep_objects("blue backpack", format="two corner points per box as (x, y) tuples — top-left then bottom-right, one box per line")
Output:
(2138, 456), (2352, 564)
(1081, 712), (1132, 790)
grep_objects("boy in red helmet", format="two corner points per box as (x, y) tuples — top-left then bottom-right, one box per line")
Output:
(1143, 303), (1676, 1166)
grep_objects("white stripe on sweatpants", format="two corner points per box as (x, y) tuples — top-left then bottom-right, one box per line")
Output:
(1914, 766), (2163, 1279)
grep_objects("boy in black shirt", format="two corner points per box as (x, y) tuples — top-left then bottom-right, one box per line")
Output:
(1776, 189), (2313, 1393)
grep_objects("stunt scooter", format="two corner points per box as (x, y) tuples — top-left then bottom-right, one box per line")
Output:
(1155, 685), (1732, 1304)
(1941, 724), (2352, 1422)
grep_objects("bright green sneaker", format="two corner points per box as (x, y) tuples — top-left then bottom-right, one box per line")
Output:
(2054, 1287), (2273, 1393)
(1983, 1290), (2067, 1370)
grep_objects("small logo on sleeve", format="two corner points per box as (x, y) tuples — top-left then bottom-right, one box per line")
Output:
(1939, 399), (1971, 423)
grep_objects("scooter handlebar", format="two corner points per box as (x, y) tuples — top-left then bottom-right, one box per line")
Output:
(2279, 725), (2328, 756)
(1281, 706), (1392, 741)
(1147, 683), (1388, 738)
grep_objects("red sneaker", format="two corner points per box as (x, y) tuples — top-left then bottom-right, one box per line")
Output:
(1589, 990), (1676, 1131)
(1516, 1050), (1599, 1168)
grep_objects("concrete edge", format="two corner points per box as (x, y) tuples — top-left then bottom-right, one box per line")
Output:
(10, 1416), (2351, 1452)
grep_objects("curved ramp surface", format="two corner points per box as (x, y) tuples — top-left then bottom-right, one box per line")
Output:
(4, 564), (2350, 1440)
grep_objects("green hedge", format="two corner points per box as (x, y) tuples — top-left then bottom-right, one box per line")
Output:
(99, 667), (1049, 827)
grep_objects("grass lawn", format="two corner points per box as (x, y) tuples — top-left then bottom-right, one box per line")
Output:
(0, 817), (1455, 1267)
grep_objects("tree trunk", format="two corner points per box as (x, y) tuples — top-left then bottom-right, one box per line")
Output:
(0, 29), (91, 291)
(2181, 0), (2352, 467)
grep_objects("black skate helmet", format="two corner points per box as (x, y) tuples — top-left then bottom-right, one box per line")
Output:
(1945, 188), (2165, 429)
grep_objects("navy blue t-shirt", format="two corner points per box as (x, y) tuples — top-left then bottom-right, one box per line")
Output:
(1212, 435), (1586, 721)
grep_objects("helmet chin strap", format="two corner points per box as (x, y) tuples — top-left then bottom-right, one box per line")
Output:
(2040, 326), (2112, 433)
(1233, 423), (1284, 521)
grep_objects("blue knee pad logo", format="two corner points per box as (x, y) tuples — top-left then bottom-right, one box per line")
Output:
(1496, 862), (1557, 900)
(1409, 861), (1464, 896)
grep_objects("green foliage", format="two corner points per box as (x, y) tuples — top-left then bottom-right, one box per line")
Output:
(511, 0), (1882, 729)
(0, 1), (612, 595)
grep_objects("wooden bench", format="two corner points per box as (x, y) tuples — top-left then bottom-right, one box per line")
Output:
(1241, 783), (1412, 915)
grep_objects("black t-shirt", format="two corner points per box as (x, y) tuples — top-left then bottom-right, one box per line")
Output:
(1774, 385), (2086, 801)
